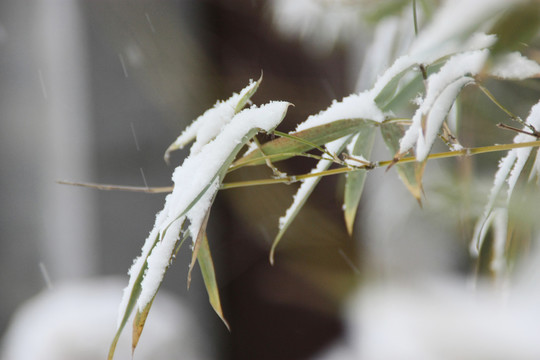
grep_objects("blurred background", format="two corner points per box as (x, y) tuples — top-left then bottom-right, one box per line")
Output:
(0, 1), (359, 359)
(2, 0), (540, 359)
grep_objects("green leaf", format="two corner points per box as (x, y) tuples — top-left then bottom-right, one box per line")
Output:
(381, 121), (425, 202)
(198, 234), (230, 330)
(343, 126), (377, 235)
(111, 102), (290, 359)
(377, 62), (444, 113)
(235, 73), (263, 113)
(269, 135), (353, 264)
(234, 119), (376, 168)
(187, 210), (211, 289)
(374, 67), (414, 110)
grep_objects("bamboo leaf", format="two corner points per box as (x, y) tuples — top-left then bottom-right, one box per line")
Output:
(270, 136), (353, 264)
(344, 126), (377, 235)
(187, 210), (211, 289)
(381, 121), (424, 202)
(377, 62), (444, 113)
(234, 119), (375, 168)
(235, 73), (263, 113)
(164, 76), (264, 163)
(374, 66), (413, 110)
(198, 234), (230, 330)
(110, 101), (290, 359)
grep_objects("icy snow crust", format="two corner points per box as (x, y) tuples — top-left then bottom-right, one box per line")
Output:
(118, 99), (289, 319)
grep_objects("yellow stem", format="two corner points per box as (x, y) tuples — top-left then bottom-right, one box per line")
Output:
(221, 140), (540, 189)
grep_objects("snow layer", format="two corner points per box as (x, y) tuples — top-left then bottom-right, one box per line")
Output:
(165, 79), (259, 158)
(490, 52), (540, 80)
(295, 91), (385, 132)
(399, 50), (489, 159)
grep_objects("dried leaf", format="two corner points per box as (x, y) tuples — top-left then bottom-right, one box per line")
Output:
(132, 296), (156, 354)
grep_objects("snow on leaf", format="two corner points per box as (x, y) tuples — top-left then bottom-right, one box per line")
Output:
(270, 89), (387, 262)
(399, 49), (489, 160)
(295, 91), (385, 131)
(415, 76), (474, 160)
(111, 97), (290, 359)
(471, 151), (517, 257)
(271, 136), (352, 264)
(489, 52), (540, 80)
(163, 76), (262, 163)
(471, 100), (540, 256)
(136, 101), (290, 311)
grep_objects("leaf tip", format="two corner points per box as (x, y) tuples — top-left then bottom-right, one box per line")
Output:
(269, 248), (276, 266)
(345, 219), (354, 236)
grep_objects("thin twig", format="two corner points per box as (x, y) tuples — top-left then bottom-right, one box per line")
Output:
(57, 180), (173, 193)
(59, 140), (540, 194)
(497, 123), (540, 138)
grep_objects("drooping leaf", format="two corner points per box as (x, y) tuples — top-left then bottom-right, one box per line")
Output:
(111, 100), (290, 360)
(198, 234), (230, 330)
(344, 125), (377, 235)
(233, 118), (377, 169)
(270, 135), (353, 264)
(137, 101), (290, 310)
(472, 100), (540, 256)
(381, 121), (424, 202)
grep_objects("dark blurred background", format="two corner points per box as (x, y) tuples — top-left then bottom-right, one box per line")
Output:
(0, 1), (360, 359)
